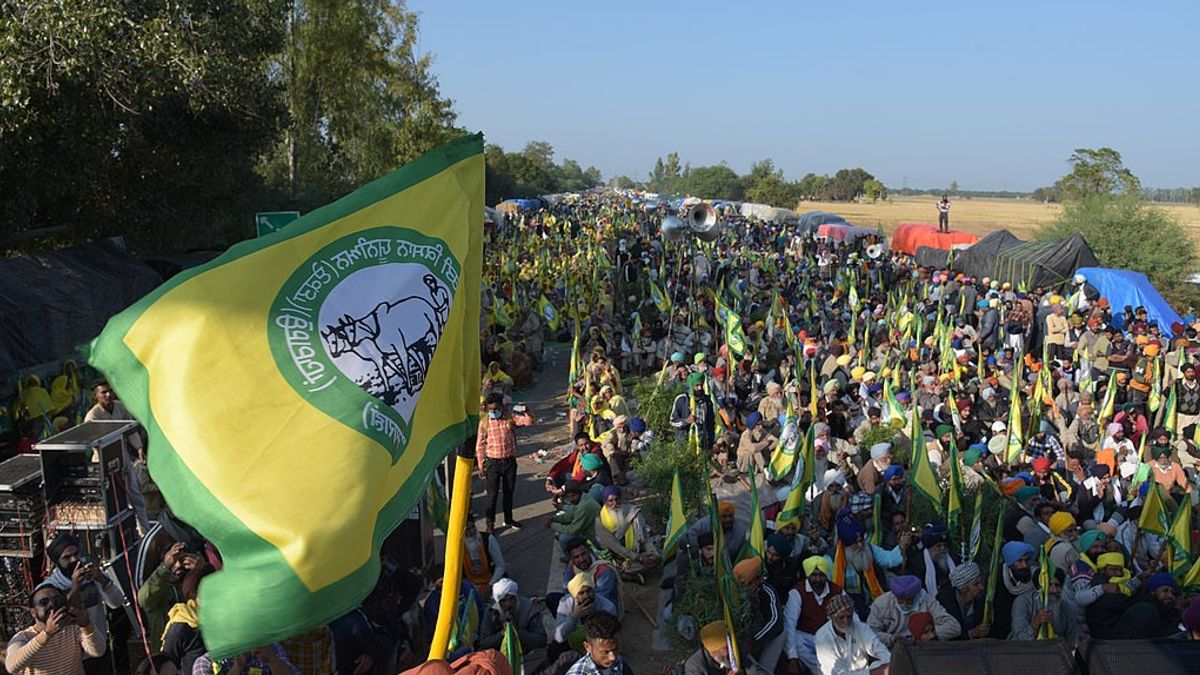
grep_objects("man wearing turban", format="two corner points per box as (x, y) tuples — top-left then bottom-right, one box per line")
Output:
(686, 501), (747, 564)
(478, 578), (548, 652)
(908, 522), (958, 598)
(866, 574), (961, 647)
(732, 558), (785, 672)
(782, 556), (840, 674)
(814, 593), (891, 675)
(990, 541), (1037, 639)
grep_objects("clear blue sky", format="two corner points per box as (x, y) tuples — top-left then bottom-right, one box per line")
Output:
(413, 1), (1198, 191)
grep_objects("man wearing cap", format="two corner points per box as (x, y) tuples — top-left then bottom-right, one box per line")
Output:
(990, 541), (1037, 639)
(814, 593), (891, 675)
(737, 412), (778, 476)
(856, 443), (892, 495)
(936, 562), (988, 640)
(734, 558), (785, 672)
(866, 574), (960, 647)
(479, 578), (548, 652)
(687, 501), (747, 564)
(685, 620), (771, 675)
(908, 524), (958, 598)
(783, 557), (842, 675)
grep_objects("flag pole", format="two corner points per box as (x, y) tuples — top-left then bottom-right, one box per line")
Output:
(429, 440), (478, 660)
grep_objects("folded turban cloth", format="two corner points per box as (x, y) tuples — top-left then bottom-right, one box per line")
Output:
(1146, 572), (1176, 592)
(824, 593), (854, 616)
(766, 532), (793, 557)
(567, 572), (593, 596)
(1088, 464), (1111, 478)
(870, 442), (892, 460)
(492, 578), (518, 603)
(1152, 444), (1171, 460)
(836, 510), (865, 545)
(1095, 522), (1117, 538)
(956, 398), (971, 413)
(849, 491), (873, 514)
(824, 469), (846, 487)
(629, 417), (647, 433)
(563, 479), (584, 495)
(1015, 471), (1034, 484)
(687, 372), (705, 389)
(1002, 541), (1035, 566)
(733, 558), (763, 584)
(1014, 486), (1041, 502)
(883, 465), (905, 481)
(1032, 457), (1052, 472)
(803, 556), (831, 577)
(1096, 552), (1126, 569)
(580, 453), (603, 471)
(672, 352), (685, 363)
(907, 612), (935, 638)
(1105, 422), (1123, 437)
(963, 448), (982, 466)
(1077, 530), (1106, 553)
(950, 562), (982, 589)
(698, 531), (715, 549)
(600, 486), (621, 503)
(1048, 511), (1075, 536)
(935, 424), (955, 438)
(896, 391), (911, 403)
(700, 621), (727, 652)
(889, 575), (922, 599)
(921, 523), (949, 548)
(694, 353), (707, 365)
(47, 533), (78, 564)
(717, 501), (736, 517)
(746, 412), (763, 428)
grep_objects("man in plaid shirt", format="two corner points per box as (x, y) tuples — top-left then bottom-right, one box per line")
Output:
(279, 626), (334, 675)
(476, 393), (522, 532)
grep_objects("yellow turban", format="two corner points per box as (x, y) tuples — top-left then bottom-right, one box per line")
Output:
(699, 621), (727, 652)
(803, 556), (831, 577)
(1096, 552), (1125, 569)
(836, 354), (852, 367)
(717, 501), (736, 517)
(567, 572), (593, 597)
(733, 558), (763, 584)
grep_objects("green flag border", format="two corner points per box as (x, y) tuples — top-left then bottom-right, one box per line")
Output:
(89, 133), (484, 656)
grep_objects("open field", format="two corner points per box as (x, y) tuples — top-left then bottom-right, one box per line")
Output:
(799, 195), (1200, 241)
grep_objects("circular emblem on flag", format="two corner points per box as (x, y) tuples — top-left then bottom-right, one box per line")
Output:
(268, 226), (460, 460)
(541, 302), (556, 325)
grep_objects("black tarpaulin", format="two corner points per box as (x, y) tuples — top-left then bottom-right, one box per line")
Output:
(951, 229), (1024, 281)
(952, 230), (1098, 290)
(914, 246), (954, 269)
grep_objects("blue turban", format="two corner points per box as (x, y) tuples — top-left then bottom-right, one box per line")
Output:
(836, 509), (865, 545)
(766, 532), (793, 557)
(600, 486), (621, 503)
(1015, 471), (1035, 484)
(629, 418), (646, 433)
(883, 465), (905, 481)
(1002, 541), (1035, 566)
(921, 523), (949, 548)
(1147, 572), (1176, 592)
(746, 412), (763, 428)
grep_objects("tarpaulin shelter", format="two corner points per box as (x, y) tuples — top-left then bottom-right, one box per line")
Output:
(798, 210), (846, 234)
(952, 230), (1098, 290)
(1075, 267), (1182, 333)
(0, 240), (162, 384)
(915, 246), (954, 269)
(816, 223), (876, 243)
(890, 223), (978, 255)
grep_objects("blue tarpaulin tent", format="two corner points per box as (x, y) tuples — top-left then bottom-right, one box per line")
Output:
(1075, 266), (1183, 333)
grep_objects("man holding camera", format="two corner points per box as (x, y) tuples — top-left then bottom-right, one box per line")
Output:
(41, 533), (125, 671)
(6, 583), (105, 674)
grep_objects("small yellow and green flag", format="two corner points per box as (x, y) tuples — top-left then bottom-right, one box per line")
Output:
(1168, 498), (1193, 573)
(662, 470), (688, 561)
(89, 134), (484, 656)
(909, 406), (942, 513)
(501, 621), (524, 675)
(1138, 482), (1172, 537)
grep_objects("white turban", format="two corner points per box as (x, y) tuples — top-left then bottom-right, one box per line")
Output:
(492, 578), (518, 605)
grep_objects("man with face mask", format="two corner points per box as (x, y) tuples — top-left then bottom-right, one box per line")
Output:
(475, 393), (521, 532)
(6, 583), (104, 674)
(814, 593), (891, 675)
(866, 574), (960, 647)
(990, 542), (1037, 639)
(478, 579), (547, 651)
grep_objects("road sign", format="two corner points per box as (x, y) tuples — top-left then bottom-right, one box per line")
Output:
(255, 211), (301, 237)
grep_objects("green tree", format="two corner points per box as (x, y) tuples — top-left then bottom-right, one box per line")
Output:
(796, 173), (830, 201)
(611, 175), (639, 189)
(260, 0), (459, 209)
(825, 168), (875, 201)
(1, 0), (288, 251)
(1037, 196), (1196, 295)
(863, 179), (887, 202)
(949, 180), (959, 196)
(679, 164), (744, 200)
(1057, 147), (1141, 200)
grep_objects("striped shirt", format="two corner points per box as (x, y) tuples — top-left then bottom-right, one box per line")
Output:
(476, 417), (518, 465)
(5, 624), (105, 675)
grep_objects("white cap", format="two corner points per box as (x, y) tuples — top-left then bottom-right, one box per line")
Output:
(991, 420), (1007, 433)
(1074, 274), (1086, 284)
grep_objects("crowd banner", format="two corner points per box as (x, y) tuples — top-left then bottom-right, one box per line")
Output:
(89, 134), (485, 657)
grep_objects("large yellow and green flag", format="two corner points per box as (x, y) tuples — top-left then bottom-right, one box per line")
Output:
(909, 406), (942, 513)
(88, 135), (485, 656)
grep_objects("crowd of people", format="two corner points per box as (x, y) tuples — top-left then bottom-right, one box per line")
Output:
(12, 190), (1200, 675)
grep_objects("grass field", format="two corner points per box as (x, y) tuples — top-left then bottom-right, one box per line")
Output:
(800, 195), (1200, 241)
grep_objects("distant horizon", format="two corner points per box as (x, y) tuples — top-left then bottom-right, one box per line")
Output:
(412, 1), (1198, 193)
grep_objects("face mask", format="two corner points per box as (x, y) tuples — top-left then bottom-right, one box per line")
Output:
(489, 410), (502, 420)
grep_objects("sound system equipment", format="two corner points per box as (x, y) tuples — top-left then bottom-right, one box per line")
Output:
(1085, 638), (1200, 675)
(890, 638), (1077, 675)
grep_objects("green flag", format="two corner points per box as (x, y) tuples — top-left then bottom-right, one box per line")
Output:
(743, 463), (766, 561)
(909, 406), (942, 512)
(1006, 358), (1025, 463)
(1138, 482), (1172, 537)
(1169, 497), (1193, 573)
(947, 442), (963, 529)
(501, 621), (523, 675)
(663, 471), (687, 561)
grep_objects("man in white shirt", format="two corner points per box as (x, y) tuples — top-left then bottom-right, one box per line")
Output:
(84, 380), (151, 533)
(814, 593), (891, 675)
